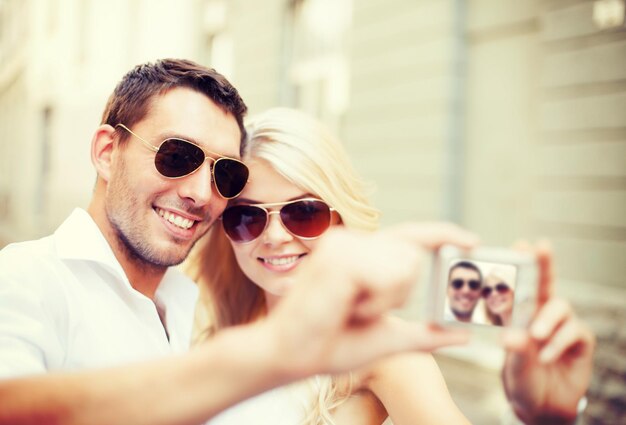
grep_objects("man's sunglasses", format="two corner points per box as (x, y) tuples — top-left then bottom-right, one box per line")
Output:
(222, 198), (336, 243)
(481, 283), (510, 298)
(116, 124), (249, 199)
(450, 278), (482, 291)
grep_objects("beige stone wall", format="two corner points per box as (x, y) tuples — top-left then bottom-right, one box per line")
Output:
(463, 1), (541, 245)
(228, 0), (288, 113)
(344, 0), (456, 223)
(536, 1), (626, 290)
(536, 2), (626, 423)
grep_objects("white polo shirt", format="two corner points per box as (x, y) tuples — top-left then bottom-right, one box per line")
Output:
(0, 208), (198, 378)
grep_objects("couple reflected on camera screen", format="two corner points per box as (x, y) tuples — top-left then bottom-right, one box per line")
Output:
(445, 261), (515, 326)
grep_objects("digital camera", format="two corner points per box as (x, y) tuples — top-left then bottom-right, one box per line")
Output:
(424, 245), (538, 329)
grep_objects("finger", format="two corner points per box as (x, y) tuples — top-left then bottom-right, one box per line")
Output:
(351, 283), (411, 322)
(347, 236), (423, 321)
(535, 239), (555, 308)
(529, 298), (572, 341)
(538, 317), (589, 363)
(392, 222), (479, 250)
(501, 327), (532, 352)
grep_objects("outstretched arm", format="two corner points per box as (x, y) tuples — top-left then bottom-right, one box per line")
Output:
(0, 322), (294, 425)
(0, 223), (477, 425)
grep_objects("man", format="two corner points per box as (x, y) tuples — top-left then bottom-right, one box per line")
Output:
(0, 59), (594, 425)
(445, 261), (483, 323)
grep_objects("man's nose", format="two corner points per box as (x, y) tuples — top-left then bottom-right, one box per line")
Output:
(177, 161), (214, 206)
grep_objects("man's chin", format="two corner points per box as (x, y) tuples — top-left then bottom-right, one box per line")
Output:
(453, 304), (475, 313)
(152, 248), (192, 267)
(451, 308), (474, 320)
(139, 242), (194, 268)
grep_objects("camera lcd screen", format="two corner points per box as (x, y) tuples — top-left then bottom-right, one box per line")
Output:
(428, 245), (538, 329)
(444, 259), (517, 327)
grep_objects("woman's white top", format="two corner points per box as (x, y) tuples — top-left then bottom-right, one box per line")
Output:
(207, 380), (316, 424)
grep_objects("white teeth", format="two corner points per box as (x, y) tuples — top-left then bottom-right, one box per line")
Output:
(263, 256), (300, 266)
(156, 208), (194, 230)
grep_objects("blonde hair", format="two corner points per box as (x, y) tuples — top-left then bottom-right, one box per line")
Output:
(483, 267), (515, 326)
(188, 108), (380, 423)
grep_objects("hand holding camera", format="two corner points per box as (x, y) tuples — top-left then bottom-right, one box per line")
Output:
(427, 240), (595, 424)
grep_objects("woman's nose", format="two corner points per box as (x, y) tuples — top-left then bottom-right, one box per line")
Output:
(262, 211), (294, 245)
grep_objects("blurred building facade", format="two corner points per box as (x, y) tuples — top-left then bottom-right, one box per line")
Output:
(0, 0), (624, 423)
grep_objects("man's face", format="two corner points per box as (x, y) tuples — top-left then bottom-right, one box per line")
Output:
(105, 87), (241, 267)
(447, 266), (482, 321)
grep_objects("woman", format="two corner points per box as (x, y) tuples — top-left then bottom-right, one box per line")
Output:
(482, 268), (516, 327)
(188, 107), (469, 424)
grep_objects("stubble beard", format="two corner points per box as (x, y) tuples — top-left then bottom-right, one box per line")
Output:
(451, 299), (476, 321)
(105, 162), (197, 270)
(452, 307), (474, 321)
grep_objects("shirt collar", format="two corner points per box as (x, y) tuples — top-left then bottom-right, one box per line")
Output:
(54, 208), (128, 282)
(54, 208), (198, 347)
(55, 208), (198, 303)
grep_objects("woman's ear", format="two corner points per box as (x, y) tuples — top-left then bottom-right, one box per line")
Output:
(91, 124), (117, 183)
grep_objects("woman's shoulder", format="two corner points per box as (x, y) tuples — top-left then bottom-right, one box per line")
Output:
(358, 351), (439, 389)
(352, 351), (471, 425)
(206, 380), (315, 425)
(329, 353), (446, 425)
(331, 388), (388, 425)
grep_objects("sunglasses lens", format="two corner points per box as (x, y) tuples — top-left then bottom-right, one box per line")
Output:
(281, 200), (331, 238)
(469, 280), (481, 291)
(155, 139), (204, 178)
(213, 159), (249, 199)
(222, 205), (267, 243)
(451, 279), (463, 289)
(496, 283), (510, 293)
(481, 287), (492, 298)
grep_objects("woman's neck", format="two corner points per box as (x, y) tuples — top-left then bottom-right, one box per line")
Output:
(264, 292), (282, 312)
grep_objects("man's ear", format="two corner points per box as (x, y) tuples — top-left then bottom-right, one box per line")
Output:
(91, 124), (117, 183)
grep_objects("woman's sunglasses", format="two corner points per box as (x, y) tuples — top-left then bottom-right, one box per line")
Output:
(222, 198), (336, 243)
(481, 283), (510, 298)
(116, 124), (249, 199)
(450, 278), (482, 291)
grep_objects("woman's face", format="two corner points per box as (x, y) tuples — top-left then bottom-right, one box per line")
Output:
(227, 159), (333, 308)
(483, 275), (514, 318)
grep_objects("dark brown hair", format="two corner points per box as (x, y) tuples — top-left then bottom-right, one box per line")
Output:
(101, 58), (247, 149)
(449, 260), (483, 283)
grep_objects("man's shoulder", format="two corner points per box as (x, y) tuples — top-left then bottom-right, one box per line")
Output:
(0, 235), (57, 266)
(0, 235), (72, 316)
(0, 209), (89, 269)
(0, 235), (62, 286)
